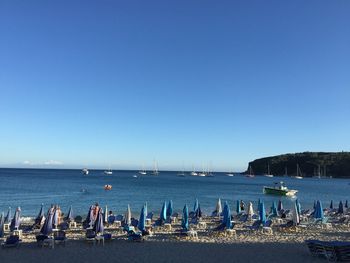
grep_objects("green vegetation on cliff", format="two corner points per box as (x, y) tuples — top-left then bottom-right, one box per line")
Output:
(247, 152), (350, 178)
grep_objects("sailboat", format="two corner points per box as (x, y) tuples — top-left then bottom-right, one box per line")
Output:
(198, 165), (207, 177)
(294, 164), (303, 179)
(104, 166), (113, 175)
(190, 165), (198, 176)
(152, 160), (159, 175)
(245, 165), (255, 178)
(264, 164), (274, 177)
(207, 165), (215, 177)
(139, 164), (147, 175)
(177, 164), (186, 177)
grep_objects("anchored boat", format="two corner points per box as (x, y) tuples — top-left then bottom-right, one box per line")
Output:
(263, 181), (298, 196)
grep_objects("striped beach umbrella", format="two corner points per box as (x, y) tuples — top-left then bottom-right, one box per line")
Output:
(295, 199), (301, 215)
(126, 204), (132, 226)
(66, 205), (74, 221)
(292, 202), (300, 226)
(4, 207), (11, 224)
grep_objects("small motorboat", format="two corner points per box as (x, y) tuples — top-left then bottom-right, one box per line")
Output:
(133, 175), (138, 178)
(226, 173), (234, 177)
(104, 185), (112, 190)
(104, 169), (113, 175)
(263, 181), (297, 196)
(82, 168), (89, 175)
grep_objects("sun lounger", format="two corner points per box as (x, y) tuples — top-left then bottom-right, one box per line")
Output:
(85, 229), (96, 244)
(305, 240), (350, 261)
(54, 230), (67, 246)
(127, 230), (144, 242)
(2, 235), (21, 248)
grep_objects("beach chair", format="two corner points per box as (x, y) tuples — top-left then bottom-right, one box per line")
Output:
(54, 230), (67, 246)
(246, 220), (261, 232)
(85, 229), (96, 245)
(36, 234), (54, 248)
(2, 235), (21, 248)
(127, 230), (144, 242)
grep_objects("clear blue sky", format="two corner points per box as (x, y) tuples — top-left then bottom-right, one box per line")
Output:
(0, 0), (349, 171)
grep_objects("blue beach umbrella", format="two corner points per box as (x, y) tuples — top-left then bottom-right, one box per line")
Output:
(193, 199), (199, 213)
(182, 205), (189, 231)
(36, 204), (44, 221)
(10, 207), (21, 231)
(4, 207), (11, 224)
(259, 201), (266, 224)
(0, 212), (4, 238)
(84, 205), (94, 229)
(314, 201), (324, 220)
(330, 200), (333, 209)
(160, 202), (167, 222)
(338, 201), (344, 214)
(277, 200), (283, 212)
(225, 203), (232, 229)
(93, 208), (104, 234)
(222, 202), (228, 225)
(271, 201), (278, 217)
(313, 200), (317, 210)
(66, 205), (74, 221)
(258, 198), (262, 212)
(295, 199), (301, 215)
(167, 200), (173, 217)
(345, 200), (348, 209)
(40, 208), (54, 236)
(196, 204), (202, 218)
(138, 205), (146, 232)
(144, 202), (148, 217)
(236, 200), (241, 215)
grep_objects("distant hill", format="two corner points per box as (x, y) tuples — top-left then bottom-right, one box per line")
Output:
(246, 152), (350, 178)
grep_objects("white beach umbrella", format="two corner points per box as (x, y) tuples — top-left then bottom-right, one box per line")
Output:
(216, 198), (222, 217)
(292, 203), (300, 226)
(247, 202), (254, 219)
(126, 204), (131, 225)
(104, 205), (108, 223)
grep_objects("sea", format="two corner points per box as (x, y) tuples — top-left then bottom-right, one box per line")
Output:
(0, 168), (349, 218)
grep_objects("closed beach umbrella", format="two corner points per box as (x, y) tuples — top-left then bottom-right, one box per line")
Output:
(338, 201), (344, 214)
(259, 201), (266, 224)
(66, 205), (74, 221)
(222, 202), (228, 225)
(196, 204), (202, 218)
(225, 203), (232, 229)
(345, 200), (348, 209)
(93, 208), (104, 234)
(277, 200), (283, 212)
(126, 204), (132, 226)
(247, 202), (254, 219)
(236, 200), (241, 215)
(330, 200), (333, 209)
(314, 201), (324, 220)
(167, 200), (173, 217)
(181, 205), (189, 231)
(52, 207), (59, 228)
(292, 203), (300, 226)
(4, 207), (11, 224)
(160, 202), (167, 222)
(36, 204), (44, 221)
(138, 205), (146, 232)
(104, 205), (108, 223)
(313, 200), (317, 210)
(10, 207), (21, 231)
(144, 202), (148, 217)
(193, 199), (199, 213)
(84, 205), (95, 229)
(40, 208), (54, 236)
(216, 198), (222, 216)
(0, 212), (4, 238)
(271, 201), (278, 217)
(295, 199), (301, 215)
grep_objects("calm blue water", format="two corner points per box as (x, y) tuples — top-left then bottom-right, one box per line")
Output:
(0, 168), (349, 217)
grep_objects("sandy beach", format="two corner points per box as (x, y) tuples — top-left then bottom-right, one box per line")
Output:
(0, 240), (319, 263)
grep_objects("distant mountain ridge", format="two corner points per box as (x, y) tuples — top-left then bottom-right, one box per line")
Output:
(246, 152), (350, 178)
